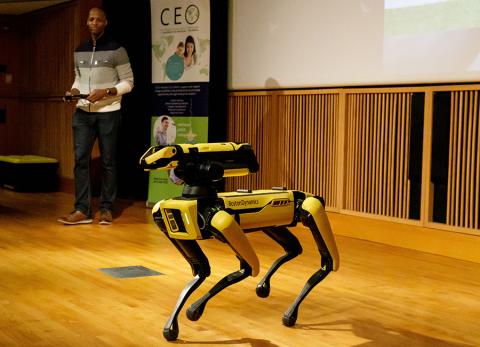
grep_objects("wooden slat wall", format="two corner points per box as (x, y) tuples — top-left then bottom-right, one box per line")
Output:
(280, 93), (338, 207)
(227, 91), (339, 208)
(226, 94), (279, 190)
(344, 92), (411, 219)
(0, 15), (23, 154)
(447, 91), (480, 229)
(0, 1), (100, 183)
(228, 86), (480, 235)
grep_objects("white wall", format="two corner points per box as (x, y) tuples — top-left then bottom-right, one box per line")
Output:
(228, 0), (480, 90)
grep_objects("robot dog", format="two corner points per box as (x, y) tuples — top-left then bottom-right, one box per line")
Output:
(139, 142), (339, 341)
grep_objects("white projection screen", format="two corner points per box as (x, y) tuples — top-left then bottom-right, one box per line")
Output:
(228, 0), (480, 90)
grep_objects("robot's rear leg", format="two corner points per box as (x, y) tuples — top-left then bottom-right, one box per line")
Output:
(186, 258), (252, 321)
(282, 257), (332, 326)
(256, 227), (303, 298)
(163, 238), (211, 341)
(282, 196), (339, 327)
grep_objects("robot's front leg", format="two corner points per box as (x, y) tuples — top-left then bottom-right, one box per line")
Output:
(283, 196), (340, 327)
(186, 210), (260, 321)
(256, 227), (303, 298)
(162, 238), (211, 341)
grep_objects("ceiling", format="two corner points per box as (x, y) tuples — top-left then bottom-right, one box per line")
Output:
(0, 0), (71, 15)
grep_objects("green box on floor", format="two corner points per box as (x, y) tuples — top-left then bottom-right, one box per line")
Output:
(0, 155), (59, 192)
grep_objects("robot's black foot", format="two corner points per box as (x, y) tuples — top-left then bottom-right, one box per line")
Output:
(255, 282), (270, 298)
(282, 312), (297, 327)
(186, 302), (205, 321)
(163, 321), (179, 341)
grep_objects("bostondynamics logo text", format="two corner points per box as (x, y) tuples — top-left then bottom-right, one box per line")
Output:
(226, 199), (260, 208)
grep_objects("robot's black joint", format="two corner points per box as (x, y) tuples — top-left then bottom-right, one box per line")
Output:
(321, 253), (334, 273)
(198, 200), (227, 241)
(299, 210), (311, 227)
(315, 196), (326, 208)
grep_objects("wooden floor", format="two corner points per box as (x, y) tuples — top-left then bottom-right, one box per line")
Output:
(1, 188), (479, 347)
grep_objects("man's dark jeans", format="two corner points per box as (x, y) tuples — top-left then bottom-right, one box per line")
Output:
(72, 108), (121, 217)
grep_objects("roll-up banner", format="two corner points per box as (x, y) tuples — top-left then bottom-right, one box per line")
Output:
(148, 0), (210, 205)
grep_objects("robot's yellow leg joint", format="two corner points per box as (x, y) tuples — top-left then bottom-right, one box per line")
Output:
(301, 197), (340, 271)
(210, 210), (260, 277)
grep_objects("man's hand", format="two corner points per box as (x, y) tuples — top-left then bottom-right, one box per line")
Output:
(86, 89), (109, 103)
(63, 88), (80, 103)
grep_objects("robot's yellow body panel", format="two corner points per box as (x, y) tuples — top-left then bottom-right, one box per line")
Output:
(154, 200), (201, 240)
(155, 189), (298, 241)
(140, 142), (340, 341)
(220, 190), (297, 229)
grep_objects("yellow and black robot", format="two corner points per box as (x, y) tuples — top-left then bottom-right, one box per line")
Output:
(140, 142), (340, 341)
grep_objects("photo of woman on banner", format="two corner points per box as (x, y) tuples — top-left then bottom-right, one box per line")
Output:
(153, 116), (176, 146)
(183, 35), (197, 69)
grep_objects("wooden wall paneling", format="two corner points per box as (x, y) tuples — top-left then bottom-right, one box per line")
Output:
(470, 92), (477, 228)
(447, 92), (456, 225)
(320, 94), (326, 200)
(336, 91), (346, 211)
(386, 94), (392, 216)
(316, 94), (322, 199)
(403, 93), (411, 219)
(328, 94), (334, 205)
(401, 94), (407, 219)
(382, 93), (391, 217)
(344, 94), (352, 210)
(365, 94), (372, 213)
(403, 92), (410, 219)
(302, 94), (309, 192)
(359, 94), (365, 212)
(290, 95), (298, 189)
(371, 93), (377, 214)
(317, 94), (323, 196)
(279, 94), (290, 189)
(459, 92), (467, 226)
(374, 93), (381, 215)
(454, 92), (461, 226)
(310, 94), (317, 196)
(395, 94), (401, 218)
(420, 90), (432, 226)
(469, 91), (477, 229)
(285, 94), (295, 189)
(287, 95), (302, 189)
(475, 92), (480, 230)
(228, 85), (480, 234)
(388, 94), (395, 216)
(367, 93), (373, 213)
(0, 98), (23, 154)
(465, 91), (472, 227)
(0, 15), (22, 155)
(351, 93), (357, 211)
(471, 91), (478, 228)
(395, 93), (403, 217)
(380, 93), (387, 216)
(358, 94), (365, 212)
(476, 91), (480, 229)
(348, 93), (355, 211)
(298, 94), (305, 190)
(329, 93), (338, 207)
(458, 91), (465, 226)
(377, 93), (384, 215)
(365, 93), (372, 213)
(310, 94), (315, 194)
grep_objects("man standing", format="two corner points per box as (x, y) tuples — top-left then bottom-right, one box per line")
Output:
(155, 116), (170, 146)
(58, 7), (134, 225)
